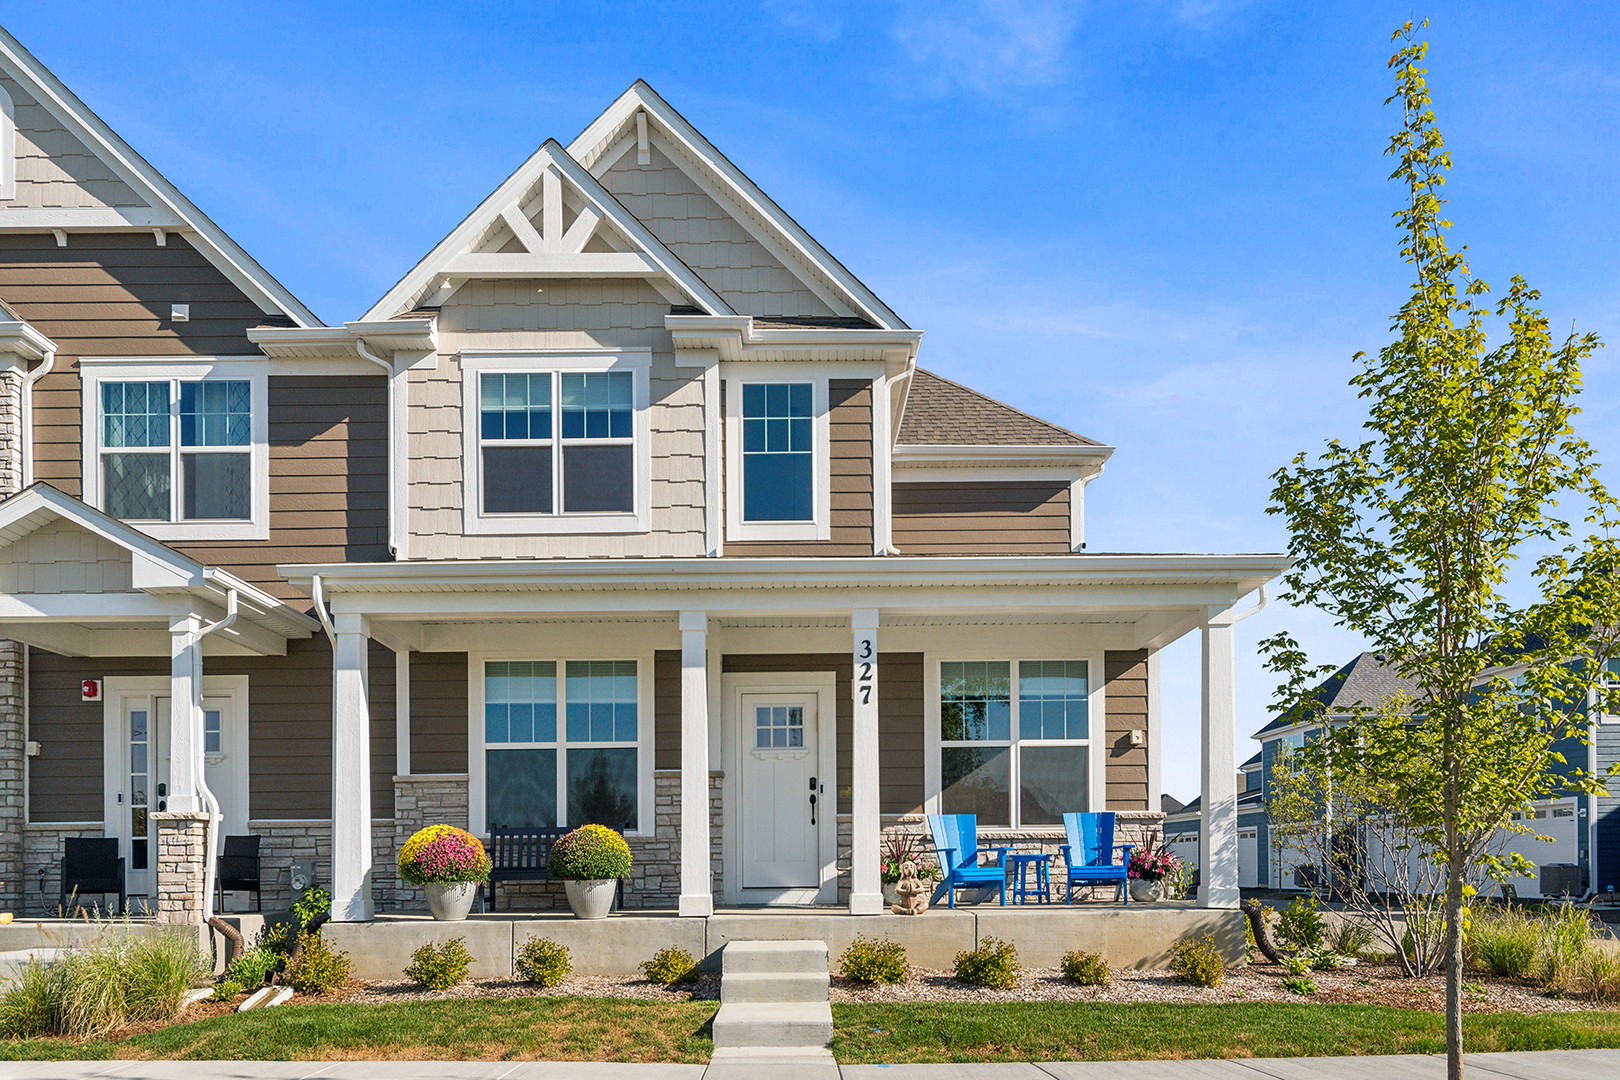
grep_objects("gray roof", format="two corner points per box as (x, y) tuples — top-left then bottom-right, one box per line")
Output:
(1252, 651), (1422, 739)
(752, 315), (878, 330)
(897, 368), (1101, 447)
(1168, 785), (1265, 820)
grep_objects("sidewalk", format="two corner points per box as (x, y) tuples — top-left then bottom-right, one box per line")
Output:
(1, 1050), (1614, 1079)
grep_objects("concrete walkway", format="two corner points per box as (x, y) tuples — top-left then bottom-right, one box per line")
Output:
(1, 1051), (1614, 1079)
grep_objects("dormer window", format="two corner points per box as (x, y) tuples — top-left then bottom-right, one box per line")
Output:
(724, 375), (830, 542)
(462, 349), (651, 535)
(80, 360), (269, 541)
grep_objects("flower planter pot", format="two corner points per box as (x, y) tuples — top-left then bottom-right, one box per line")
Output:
(564, 877), (617, 919)
(1128, 878), (1164, 903)
(424, 880), (480, 921)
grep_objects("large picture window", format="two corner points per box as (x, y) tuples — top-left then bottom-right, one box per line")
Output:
(98, 377), (254, 525)
(463, 351), (651, 535)
(938, 659), (1090, 827)
(483, 659), (639, 832)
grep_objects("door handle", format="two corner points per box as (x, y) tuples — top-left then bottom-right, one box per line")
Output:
(809, 792), (817, 826)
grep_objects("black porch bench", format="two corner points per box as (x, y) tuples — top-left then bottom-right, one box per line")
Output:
(480, 825), (569, 911)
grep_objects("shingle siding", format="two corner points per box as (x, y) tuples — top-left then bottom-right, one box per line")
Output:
(0, 73), (146, 209)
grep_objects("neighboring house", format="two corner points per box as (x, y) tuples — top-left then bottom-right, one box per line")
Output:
(0, 26), (1288, 922)
(1163, 751), (1263, 889)
(1166, 651), (1620, 898)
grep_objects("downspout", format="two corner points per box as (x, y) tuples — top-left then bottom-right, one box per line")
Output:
(20, 347), (56, 487)
(194, 590), (239, 922)
(353, 339), (397, 558)
(310, 574), (338, 647)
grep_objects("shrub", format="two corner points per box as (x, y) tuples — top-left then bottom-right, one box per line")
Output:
(224, 945), (280, 989)
(291, 887), (332, 931)
(1060, 950), (1110, 986)
(1276, 896), (1325, 952)
(1283, 953), (1312, 977)
(1170, 933), (1225, 988)
(260, 920), (296, 957)
(548, 824), (633, 880)
(515, 936), (572, 986)
(0, 959), (68, 1038)
(398, 825), (492, 887)
(954, 937), (1019, 989)
(285, 931), (351, 994)
(405, 937), (473, 991)
(640, 946), (699, 986)
(1329, 918), (1374, 958)
(1281, 975), (1317, 995)
(1301, 946), (1353, 971)
(1469, 905), (1539, 978)
(840, 936), (908, 984)
(209, 979), (243, 1003)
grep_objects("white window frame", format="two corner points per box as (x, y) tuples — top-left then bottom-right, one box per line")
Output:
(933, 657), (1097, 829)
(723, 372), (830, 542)
(79, 359), (270, 541)
(461, 349), (652, 535)
(467, 651), (654, 838)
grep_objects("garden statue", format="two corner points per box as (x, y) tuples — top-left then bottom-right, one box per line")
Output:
(890, 861), (929, 915)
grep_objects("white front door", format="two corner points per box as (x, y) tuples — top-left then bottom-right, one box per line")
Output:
(105, 677), (249, 902)
(740, 692), (821, 890)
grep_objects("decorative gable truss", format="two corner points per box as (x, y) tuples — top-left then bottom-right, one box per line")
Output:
(366, 139), (731, 318)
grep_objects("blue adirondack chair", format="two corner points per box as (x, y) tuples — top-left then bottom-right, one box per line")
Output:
(926, 813), (1012, 908)
(1060, 811), (1134, 903)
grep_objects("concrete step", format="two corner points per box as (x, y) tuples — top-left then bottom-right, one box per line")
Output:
(710, 1002), (834, 1049)
(720, 970), (830, 1004)
(705, 1045), (839, 1079)
(721, 939), (829, 975)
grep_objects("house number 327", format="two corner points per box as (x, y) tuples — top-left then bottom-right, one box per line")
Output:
(856, 636), (875, 705)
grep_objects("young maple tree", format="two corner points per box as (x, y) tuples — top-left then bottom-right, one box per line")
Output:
(1264, 20), (1620, 1079)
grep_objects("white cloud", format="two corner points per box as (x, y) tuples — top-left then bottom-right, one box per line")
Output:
(891, 0), (1082, 98)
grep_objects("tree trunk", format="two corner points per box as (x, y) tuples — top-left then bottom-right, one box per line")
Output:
(1240, 899), (1287, 963)
(1445, 834), (1465, 1078)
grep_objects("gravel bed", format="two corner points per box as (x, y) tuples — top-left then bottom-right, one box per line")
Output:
(338, 972), (720, 1004)
(831, 963), (1606, 1013)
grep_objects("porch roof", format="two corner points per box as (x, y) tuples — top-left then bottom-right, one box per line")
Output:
(0, 484), (320, 656)
(279, 552), (1290, 651)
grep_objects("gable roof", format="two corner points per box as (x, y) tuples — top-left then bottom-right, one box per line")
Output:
(0, 26), (319, 327)
(363, 138), (730, 320)
(897, 368), (1102, 447)
(1252, 651), (1422, 739)
(568, 81), (906, 331)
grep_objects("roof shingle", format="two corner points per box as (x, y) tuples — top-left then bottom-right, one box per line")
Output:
(897, 368), (1100, 447)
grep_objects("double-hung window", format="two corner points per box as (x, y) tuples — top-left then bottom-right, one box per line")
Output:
(463, 351), (651, 534)
(937, 659), (1092, 827)
(724, 376), (830, 542)
(481, 659), (642, 833)
(83, 363), (268, 540)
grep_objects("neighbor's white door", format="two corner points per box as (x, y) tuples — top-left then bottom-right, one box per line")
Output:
(740, 692), (821, 890)
(108, 685), (247, 902)
(1238, 828), (1260, 889)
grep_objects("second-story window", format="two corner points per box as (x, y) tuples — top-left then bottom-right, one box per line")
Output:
(463, 351), (652, 536)
(100, 378), (252, 523)
(742, 382), (813, 522)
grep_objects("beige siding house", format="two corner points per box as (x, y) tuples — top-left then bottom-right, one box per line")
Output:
(0, 27), (1284, 925)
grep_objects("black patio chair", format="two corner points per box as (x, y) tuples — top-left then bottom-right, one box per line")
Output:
(61, 837), (125, 915)
(216, 834), (262, 913)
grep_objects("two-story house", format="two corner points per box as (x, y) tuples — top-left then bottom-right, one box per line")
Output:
(0, 26), (1287, 923)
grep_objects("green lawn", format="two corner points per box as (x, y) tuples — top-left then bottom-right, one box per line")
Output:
(5, 998), (1617, 1064)
(0, 997), (718, 1063)
(831, 1002), (1620, 1063)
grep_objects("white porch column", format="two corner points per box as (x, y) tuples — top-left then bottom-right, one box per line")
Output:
(1199, 607), (1240, 909)
(167, 614), (204, 813)
(850, 609), (882, 914)
(332, 614), (374, 922)
(678, 611), (713, 916)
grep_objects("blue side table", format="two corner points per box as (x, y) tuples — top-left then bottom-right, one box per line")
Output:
(1006, 852), (1051, 905)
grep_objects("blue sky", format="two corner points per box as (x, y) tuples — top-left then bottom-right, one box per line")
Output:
(9, 2), (1619, 801)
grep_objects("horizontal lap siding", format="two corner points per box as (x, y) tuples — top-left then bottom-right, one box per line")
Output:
(27, 640), (397, 821)
(893, 481), (1070, 555)
(0, 234), (388, 602)
(1104, 650), (1150, 811)
(720, 651), (921, 817)
(654, 649), (680, 771)
(410, 652), (468, 775)
(725, 379), (874, 557)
